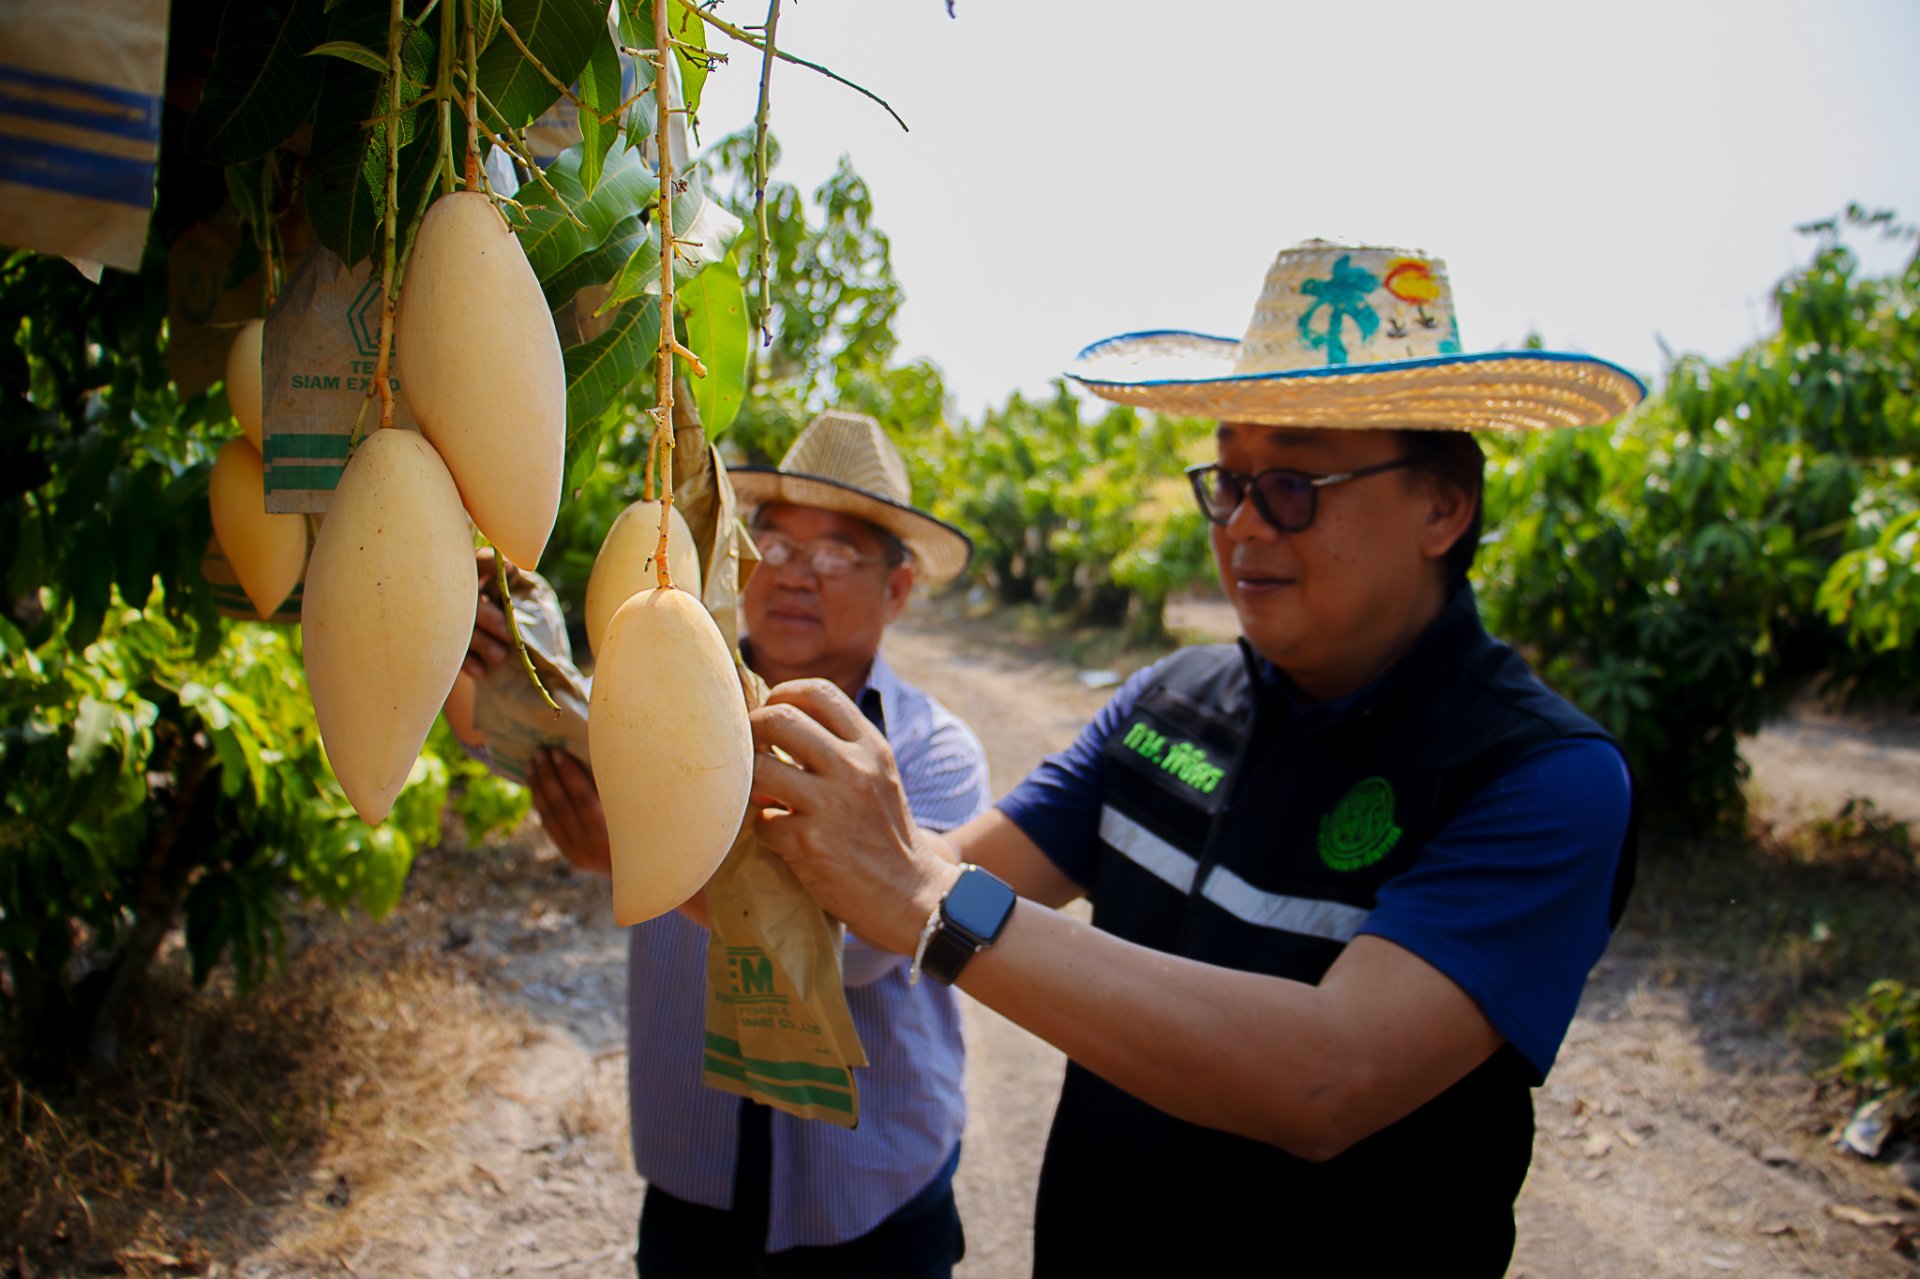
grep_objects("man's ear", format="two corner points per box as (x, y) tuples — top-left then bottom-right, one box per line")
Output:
(883, 562), (915, 621)
(1418, 481), (1477, 563)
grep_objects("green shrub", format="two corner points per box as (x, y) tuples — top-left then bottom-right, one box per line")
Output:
(1834, 980), (1920, 1128)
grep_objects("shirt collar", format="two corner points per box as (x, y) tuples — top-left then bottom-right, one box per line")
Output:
(739, 635), (891, 735)
(856, 649), (897, 735)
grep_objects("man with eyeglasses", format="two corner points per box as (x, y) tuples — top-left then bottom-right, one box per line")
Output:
(463, 411), (988, 1278)
(744, 243), (1644, 1274)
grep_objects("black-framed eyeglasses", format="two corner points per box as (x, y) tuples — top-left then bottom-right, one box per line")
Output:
(756, 531), (893, 579)
(1185, 455), (1425, 532)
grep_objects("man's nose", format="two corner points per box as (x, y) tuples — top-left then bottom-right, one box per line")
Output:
(1223, 491), (1282, 543)
(771, 551), (821, 585)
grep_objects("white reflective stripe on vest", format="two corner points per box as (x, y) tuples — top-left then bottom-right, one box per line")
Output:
(1097, 806), (1372, 943)
(1097, 805), (1197, 892)
(1199, 864), (1370, 942)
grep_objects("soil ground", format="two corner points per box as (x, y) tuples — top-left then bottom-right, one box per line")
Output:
(11, 604), (1919, 1277)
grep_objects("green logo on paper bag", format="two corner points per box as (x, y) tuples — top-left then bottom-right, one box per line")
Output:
(1318, 777), (1401, 871)
(721, 946), (785, 1003)
(348, 274), (384, 357)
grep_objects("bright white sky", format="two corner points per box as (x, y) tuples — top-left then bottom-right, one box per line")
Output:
(693, 0), (1920, 420)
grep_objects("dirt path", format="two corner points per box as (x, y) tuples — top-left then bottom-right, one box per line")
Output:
(219, 610), (1917, 1278)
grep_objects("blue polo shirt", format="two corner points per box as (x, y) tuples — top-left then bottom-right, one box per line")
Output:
(997, 656), (1630, 1079)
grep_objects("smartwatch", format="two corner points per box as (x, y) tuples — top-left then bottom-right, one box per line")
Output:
(915, 864), (1018, 986)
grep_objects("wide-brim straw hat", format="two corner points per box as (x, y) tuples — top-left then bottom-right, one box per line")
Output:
(1069, 240), (1646, 431)
(731, 411), (973, 584)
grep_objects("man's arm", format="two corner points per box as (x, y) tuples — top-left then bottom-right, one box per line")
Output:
(751, 678), (1506, 1161)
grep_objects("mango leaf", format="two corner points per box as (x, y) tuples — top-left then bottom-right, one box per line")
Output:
(475, 0), (605, 130)
(565, 297), (659, 434)
(514, 143), (657, 281)
(187, 0), (327, 164)
(303, 5), (439, 266)
(595, 187), (740, 314)
(575, 29), (622, 197)
(473, 0), (502, 51)
(540, 213), (645, 312)
(305, 39), (390, 74)
(663, 1), (709, 122)
(305, 126), (444, 268)
(679, 250), (747, 435)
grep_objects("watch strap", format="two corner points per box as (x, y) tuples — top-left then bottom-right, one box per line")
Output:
(917, 864), (1017, 987)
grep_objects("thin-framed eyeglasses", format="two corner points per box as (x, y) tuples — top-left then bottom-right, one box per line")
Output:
(755, 531), (894, 579)
(1184, 455), (1425, 532)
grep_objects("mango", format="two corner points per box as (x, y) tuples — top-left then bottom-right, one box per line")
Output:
(208, 437), (308, 620)
(302, 428), (477, 825)
(584, 499), (702, 661)
(226, 319), (264, 453)
(588, 588), (752, 925)
(395, 190), (564, 569)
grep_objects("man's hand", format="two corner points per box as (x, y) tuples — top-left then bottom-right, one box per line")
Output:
(749, 679), (960, 954)
(529, 746), (611, 877)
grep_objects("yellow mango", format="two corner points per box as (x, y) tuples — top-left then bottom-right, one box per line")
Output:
(443, 670), (486, 748)
(226, 319), (264, 453)
(209, 437), (308, 620)
(588, 588), (752, 925)
(302, 428), (477, 825)
(395, 190), (564, 569)
(584, 499), (702, 661)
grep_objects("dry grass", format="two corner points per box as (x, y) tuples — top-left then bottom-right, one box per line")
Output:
(1, 893), (529, 1278)
(1628, 797), (1920, 1068)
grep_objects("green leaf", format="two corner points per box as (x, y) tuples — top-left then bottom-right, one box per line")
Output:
(473, 0), (503, 52)
(575, 30), (622, 197)
(305, 39), (391, 74)
(302, 7), (440, 266)
(476, 0), (606, 130)
(68, 697), (117, 776)
(515, 144), (658, 281)
(305, 129), (444, 268)
(679, 250), (747, 435)
(564, 298), (659, 433)
(664, 1), (709, 122)
(593, 186), (719, 314)
(540, 213), (644, 312)
(187, 0), (328, 164)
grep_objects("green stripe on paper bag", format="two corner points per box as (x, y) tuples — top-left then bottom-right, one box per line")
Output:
(265, 464), (344, 492)
(264, 433), (353, 461)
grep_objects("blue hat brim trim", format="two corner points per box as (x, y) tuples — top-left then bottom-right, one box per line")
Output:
(1069, 329), (1648, 401)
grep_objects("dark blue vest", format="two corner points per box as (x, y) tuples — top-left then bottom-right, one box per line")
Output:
(1033, 587), (1636, 1275)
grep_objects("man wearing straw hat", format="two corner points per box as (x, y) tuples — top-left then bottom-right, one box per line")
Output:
(468, 412), (987, 1277)
(746, 243), (1642, 1272)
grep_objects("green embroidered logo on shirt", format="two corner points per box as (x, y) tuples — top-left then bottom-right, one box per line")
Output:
(1121, 720), (1225, 794)
(1319, 776), (1402, 871)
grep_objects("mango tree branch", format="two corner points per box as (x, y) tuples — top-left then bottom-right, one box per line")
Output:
(652, 0), (679, 590)
(464, 0), (480, 187)
(686, 0), (906, 132)
(749, 0), (779, 344)
(373, 0), (405, 431)
(494, 552), (560, 711)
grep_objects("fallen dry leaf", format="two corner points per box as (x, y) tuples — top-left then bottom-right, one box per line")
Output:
(1826, 1203), (1907, 1229)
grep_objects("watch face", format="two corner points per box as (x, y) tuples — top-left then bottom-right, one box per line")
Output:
(943, 867), (1017, 941)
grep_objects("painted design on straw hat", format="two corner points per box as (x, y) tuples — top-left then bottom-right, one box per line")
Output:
(730, 411), (972, 584)
(1069, 240), (1644, 432)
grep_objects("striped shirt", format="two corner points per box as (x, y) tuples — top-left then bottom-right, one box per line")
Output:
(626, 648), (992, 1251)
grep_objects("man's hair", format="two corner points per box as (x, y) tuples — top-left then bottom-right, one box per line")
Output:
(749, 503), (910, 568)
(1397, 430), (1485, 584)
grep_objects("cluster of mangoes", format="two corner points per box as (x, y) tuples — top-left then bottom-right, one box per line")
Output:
(213, 190), (749, 925)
